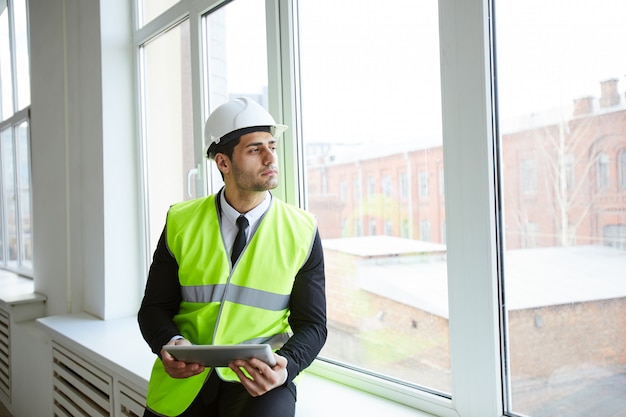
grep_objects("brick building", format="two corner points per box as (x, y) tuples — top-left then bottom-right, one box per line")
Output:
(306, 78), (626, 250)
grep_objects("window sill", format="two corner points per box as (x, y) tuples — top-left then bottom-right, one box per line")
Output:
(0, 271), (46, 321)
(36, 312), (434, 416)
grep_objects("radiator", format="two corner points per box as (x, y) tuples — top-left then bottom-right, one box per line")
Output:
(118, 382), (145, 417)
(52, 343), (112, 417)
(0, 310), (9, 401)
(51, 342), (145, 417)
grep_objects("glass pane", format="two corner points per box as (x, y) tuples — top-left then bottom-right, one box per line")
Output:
(139, 0), (179, 27)
(1, 127), (16, 267)
(299, 0), (450, 394)
(0, 5), (13, 119)
(202, 0), (269, 193)
(16, 121), (31, 268)
(141, 19), (193, 254)
(496, 0), (626, 415)
(13, 0), (29, 110)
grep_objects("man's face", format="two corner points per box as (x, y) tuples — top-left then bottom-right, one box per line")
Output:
(229, 131), (279, 192)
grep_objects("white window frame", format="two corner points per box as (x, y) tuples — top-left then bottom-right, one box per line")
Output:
(132, 0), (505, 416)
(0, 0), (31, 276)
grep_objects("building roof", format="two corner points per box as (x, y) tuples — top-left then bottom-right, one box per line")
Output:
(324, 238), (626, 318)
(323, 235), (446, 257)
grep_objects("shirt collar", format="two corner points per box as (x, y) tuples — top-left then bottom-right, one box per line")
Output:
(219, 189), (272, 227)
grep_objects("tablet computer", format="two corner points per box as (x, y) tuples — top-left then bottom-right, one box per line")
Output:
(162, 344), (276, 367)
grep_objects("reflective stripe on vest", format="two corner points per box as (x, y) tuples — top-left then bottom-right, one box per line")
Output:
(146, 194), (316, 416)
(181, 283), (290, 311)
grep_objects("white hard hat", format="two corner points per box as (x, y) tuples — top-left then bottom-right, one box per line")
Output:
(204, 97), (288, 146)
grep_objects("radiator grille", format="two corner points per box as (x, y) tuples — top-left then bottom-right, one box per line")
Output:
(52, 344), (112, 417)
(118, 382), (145, 417)
(0, 310), (9, 401)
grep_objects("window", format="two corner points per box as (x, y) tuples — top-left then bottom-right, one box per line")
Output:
(520, 158), (537, 194)
(597, 152), (610, 189)
(521, 221), (538, 248)
(438, 167), (445, 197)
(420, 219), (431, 242)
(130, 0), (626, 415)
(384, 219), (393, 236)
(400, 171), (409, 199)
(353, 177), (361, 202)
(495, 0), (626, 415)
(139, 19), (194, 255)
(0, 0), (31, 274)
(603, 224), (626, 250)
(620, 149), (626, 188)
(201, 0), (270, 148)
(299, 0), (450, 395)
(367, 175), (375, 196)
(340, 180), (347, 202)
(418, 171), (429, 198)
(382, 175), (392, 197)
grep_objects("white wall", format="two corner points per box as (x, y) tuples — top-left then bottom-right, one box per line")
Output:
(8, 0), (141, 415)
(30, 0), (141, 320)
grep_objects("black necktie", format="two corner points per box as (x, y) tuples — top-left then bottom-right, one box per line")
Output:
(231, 215), (249, 264)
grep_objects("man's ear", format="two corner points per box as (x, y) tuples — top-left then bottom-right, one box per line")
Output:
(214, 153), (231, 174)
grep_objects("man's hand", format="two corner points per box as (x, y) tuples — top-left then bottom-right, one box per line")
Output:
(160, 338), (206, 379)
(229, 353), (288, 397)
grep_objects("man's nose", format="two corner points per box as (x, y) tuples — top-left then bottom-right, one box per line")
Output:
(263, 147), (277, 164)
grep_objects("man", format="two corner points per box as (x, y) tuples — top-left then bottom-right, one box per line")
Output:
(138, 97), (327, 417)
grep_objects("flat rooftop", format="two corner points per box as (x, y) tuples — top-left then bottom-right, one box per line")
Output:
(323, 236), (626, 317)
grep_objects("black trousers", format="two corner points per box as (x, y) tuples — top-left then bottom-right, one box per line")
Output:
(143, 370), (297, 417)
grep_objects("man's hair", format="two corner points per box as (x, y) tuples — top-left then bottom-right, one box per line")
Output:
(207, 137), (241, 180)
(207, 136), (241, 161)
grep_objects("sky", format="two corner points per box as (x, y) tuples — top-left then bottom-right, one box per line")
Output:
(495, 0), (626, 118)
(223, 0), (626, 145)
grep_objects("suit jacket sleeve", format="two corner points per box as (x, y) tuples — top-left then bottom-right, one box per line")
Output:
(277, 229), (328, 383)
(137, 226), (182, 355)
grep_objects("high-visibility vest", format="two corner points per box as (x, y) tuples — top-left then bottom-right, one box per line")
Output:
(145, 194), (317, 416)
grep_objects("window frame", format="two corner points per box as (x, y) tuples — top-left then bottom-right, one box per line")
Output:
(0, 0), (31, 276)
(132, 0), (505, 416)
(0, 108), (32, 275)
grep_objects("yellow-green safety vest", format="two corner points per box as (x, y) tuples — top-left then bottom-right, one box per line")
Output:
(145, 194), (316, 416)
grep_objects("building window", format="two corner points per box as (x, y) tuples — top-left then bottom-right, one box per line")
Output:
(340, 179), (347, 202)
(353, 176), (361, 202)
(382, 175), (392, 197)
(401, 218), (410, 238)
(354, 217), (363, 237)
(368, 219), (377, 235)
(367, 175), (376, 197)
(439, 167), (445, 197)
(420, 219), (431, 241)
(597, 152), (610, 189)
(521, 158), (537, 194)
(618, 149), (626, 188)
(603, 224), (626, 250)
(384, 219), (393, 236)
(521, 221), (538, 248)
(0, 0), (31, 274)
(418, 170), (429, 198)
(399, 171), (409, 199)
